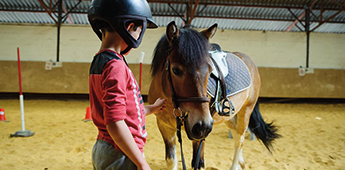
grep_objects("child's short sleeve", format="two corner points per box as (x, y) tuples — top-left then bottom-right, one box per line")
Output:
(101, 59), (127, 125)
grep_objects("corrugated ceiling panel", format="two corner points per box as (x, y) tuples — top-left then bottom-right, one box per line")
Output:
(0, 11), (54, 24)
(150, 3), (344, 23)
(148, 0), (343, 9)
(311, 10), (345, 22)
(0, 0), (344, 33)
(1, 0), (42, 10)
(188, 17), (345, 33)
(69, 13), (89, 25)
(152, 16), (184, 27)
(64, 0), (90, 13)
(316, 23), (345, 33)
(1, 12), (344, 33)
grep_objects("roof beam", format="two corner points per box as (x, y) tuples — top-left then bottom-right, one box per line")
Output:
(62, 1), (73, 24)
(1, 0), (344, 26)
(0, 8), (86, 14)
(286, 10), (305, 32)
(61, 0), (82, 23)
(188, 0), (200, 24)
(151, 13), (345, 24)
(311, 8), (345, 31)
(2, 10), (342, 24)
(37, 0), (58, 23)
(286, 0), (318, 32)
(167, 3), (186, 23)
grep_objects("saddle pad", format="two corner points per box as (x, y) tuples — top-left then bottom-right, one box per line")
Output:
(207, 52), (252, 98)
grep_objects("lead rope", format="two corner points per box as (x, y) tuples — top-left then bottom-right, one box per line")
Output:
(176, 116), (204, 170)
(194, 139), (204, 170)
(176, 116), (187, 170)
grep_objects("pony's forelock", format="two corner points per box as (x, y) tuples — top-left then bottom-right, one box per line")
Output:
(177, 29), (210, 73)
(151, 27), (210, 77)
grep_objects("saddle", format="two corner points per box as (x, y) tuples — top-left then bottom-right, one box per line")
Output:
(208, 51), (252, 116)
(210, 51), (228, 78)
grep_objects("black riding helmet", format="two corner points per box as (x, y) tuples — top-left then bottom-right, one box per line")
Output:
(88, 0), (157, 54)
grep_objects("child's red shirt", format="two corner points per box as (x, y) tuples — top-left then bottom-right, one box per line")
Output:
(89, 49), (146, 153)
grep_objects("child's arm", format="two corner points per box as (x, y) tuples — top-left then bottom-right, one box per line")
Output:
(144, 98), (166, 116)
(107, 121), (151, 170)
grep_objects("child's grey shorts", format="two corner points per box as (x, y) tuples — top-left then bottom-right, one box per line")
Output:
(92, 140), (137, 170)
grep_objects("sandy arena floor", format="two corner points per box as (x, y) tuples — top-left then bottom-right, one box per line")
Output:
(0, 99), (345, 170)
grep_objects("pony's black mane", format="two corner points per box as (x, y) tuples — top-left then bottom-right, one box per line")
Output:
(150, 27), (210, 77)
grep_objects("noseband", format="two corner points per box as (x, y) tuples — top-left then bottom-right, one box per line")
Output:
(165, 59), (209, 170)
(165, 59), (210, 116)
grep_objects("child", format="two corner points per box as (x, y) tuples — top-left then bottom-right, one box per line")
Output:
(88, 0), (165, 169)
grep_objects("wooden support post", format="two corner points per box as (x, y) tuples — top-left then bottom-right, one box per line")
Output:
(56, 0), (62, 62)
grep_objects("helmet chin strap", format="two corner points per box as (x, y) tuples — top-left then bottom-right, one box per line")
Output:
(121, 45), (132, 55)
(116, 17), (147, 55)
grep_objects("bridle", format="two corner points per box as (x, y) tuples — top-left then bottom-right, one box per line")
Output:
(165, 59), (210, 170)
(165, 59), (210, 120)
(165, 59), (210, 110)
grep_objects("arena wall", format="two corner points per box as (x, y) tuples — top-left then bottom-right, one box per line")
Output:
(0, 24), (344, 98)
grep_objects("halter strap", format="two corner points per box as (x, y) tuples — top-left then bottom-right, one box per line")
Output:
(166, 60), (210, 110)
(178, 97), (210, 103)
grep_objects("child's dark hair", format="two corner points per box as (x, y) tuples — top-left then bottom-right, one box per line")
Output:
(99, 21), (114, 33)
(125, 20), (143, 31)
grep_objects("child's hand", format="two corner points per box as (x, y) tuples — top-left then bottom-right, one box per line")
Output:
(152, 98), (166, 112)
(145, 98), (166, 116)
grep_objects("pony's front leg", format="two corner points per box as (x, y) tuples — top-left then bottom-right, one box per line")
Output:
(165, 137), (178, 170)
(192, 140), (205, 170)
(157, 119), (178, 170)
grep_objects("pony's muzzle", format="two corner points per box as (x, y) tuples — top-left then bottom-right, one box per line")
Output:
(191, 120), (213, 139)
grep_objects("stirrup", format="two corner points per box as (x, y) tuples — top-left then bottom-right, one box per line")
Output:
(211, 98), (235, 116)
(211, 81), (235, 116)
(218, 98), (235, 116)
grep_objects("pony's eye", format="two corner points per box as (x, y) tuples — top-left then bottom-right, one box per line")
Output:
(172, 68), (182, 76)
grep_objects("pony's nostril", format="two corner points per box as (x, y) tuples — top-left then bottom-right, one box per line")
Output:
(192, 122), (203, 138)
(191, 121), (212, 139)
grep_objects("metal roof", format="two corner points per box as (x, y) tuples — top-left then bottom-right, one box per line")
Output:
(0, 0), (345, 33)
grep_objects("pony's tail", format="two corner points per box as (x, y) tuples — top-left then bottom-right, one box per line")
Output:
(248, 101), (281, 153)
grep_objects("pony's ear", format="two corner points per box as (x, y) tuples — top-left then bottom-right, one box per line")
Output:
(166, 21), (179, 46)
(200, 23), (218, 40)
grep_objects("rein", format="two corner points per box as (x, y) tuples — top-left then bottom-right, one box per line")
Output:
(165, 59), (209, 170)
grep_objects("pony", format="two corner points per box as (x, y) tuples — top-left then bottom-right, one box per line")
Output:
(148, 21), (280, 170)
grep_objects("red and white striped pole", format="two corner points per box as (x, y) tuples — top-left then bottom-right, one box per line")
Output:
(139, 52), (145, 90)
(11, 47), (34, 137)
(17, 47), (25, 131)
